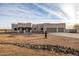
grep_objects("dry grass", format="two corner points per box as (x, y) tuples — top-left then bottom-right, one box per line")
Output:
(0, 33), (79, 55)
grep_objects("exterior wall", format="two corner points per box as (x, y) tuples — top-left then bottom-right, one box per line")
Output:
(17, 23), (32, 28)
(37, 24), (43, 33)
(32, 24), (38, 32)
(12, 24), (17, 29)
(32, 24), (43, 33)
(12, 24), (18, 32)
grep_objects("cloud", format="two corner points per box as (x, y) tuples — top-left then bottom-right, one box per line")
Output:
(0, 3), (73, 29)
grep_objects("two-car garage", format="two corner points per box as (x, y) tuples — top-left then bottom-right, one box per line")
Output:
(46, 28), (65, 32)
(43, 23), (66, 32)
(47, 28), (57, 32)
(57, 28), (65, 32)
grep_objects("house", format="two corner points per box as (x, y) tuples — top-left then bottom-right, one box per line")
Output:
(12, 23), (66, 33)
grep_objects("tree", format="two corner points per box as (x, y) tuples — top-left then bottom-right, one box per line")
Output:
(73, 24), (79, 29)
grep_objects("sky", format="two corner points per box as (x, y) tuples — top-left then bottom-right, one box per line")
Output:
(0, 3), (78, 29)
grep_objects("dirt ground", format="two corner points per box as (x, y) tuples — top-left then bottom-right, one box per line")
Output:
(0, 44), (68, 56)
(0, 33), (79, 55)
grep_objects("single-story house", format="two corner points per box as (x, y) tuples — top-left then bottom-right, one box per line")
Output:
(12, 23), (66, 33)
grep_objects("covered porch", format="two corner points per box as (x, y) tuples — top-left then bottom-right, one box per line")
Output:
(13, 27), (32, 33)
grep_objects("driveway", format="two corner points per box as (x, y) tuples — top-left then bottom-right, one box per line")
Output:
(50, 33), (79, 39)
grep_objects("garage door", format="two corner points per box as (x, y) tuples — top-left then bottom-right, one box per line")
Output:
(58, 28), (64, 32)
(47, 28), (57, 32)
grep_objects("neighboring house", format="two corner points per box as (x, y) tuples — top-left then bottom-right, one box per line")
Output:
(76, 29), (79, 33)
(12, 23), (66, 33)
(65, 29), (77, 33)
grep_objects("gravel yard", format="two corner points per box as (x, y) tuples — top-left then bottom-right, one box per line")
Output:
(50, 33), (79, 39)
(0, 33), (79, 55)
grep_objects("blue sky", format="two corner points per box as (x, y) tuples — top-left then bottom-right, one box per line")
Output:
(0, 3), (77, 29)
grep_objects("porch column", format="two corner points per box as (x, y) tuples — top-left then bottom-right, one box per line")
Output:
(17, 28), (20, 33)
(64, 29), (65, 32)
(23, 28), (26, 33)
(56, 28), (58, 32)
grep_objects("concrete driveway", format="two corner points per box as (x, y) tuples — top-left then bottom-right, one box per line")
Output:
(50, 33), (79, 39)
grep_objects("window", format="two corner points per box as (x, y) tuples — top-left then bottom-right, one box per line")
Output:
(34, 28), (36, 30)
(22, 28), (25, 30)
(40, 28), (43, 30)
(14, 28), (17, 31)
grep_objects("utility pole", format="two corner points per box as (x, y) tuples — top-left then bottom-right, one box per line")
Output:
(44, 30), (47, 39)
